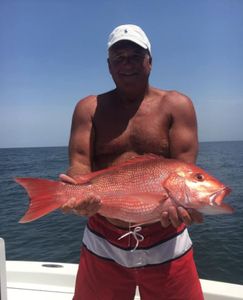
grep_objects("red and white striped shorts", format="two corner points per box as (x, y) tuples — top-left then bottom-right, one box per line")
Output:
(73, 214), (203, 300)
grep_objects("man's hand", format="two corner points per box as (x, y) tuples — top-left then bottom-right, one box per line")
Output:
(161, 206), (203, 228)
(62, 195), (101, 217)
(59, 173), (101, 217)
(59, 173), (78, 185)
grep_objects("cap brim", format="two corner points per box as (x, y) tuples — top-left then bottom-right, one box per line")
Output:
(108, 37), (149, 51)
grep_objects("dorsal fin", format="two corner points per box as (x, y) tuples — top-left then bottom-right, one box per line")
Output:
(74, 154), (161, 184)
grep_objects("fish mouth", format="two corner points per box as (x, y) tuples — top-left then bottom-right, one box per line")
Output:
(209, 186), (231, 206)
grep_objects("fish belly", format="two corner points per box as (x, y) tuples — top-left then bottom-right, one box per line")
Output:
(98, 193), (167, 224)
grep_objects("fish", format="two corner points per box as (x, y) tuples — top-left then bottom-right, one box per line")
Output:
(15, 154), (233, 224)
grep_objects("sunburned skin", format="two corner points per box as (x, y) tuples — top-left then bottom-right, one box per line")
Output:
(61, 26), (205, 300)
(64, 41), (200, 229)
(92, 88), (171, 170)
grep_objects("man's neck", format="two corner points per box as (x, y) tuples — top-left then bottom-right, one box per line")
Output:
(115, 85), (150, 106)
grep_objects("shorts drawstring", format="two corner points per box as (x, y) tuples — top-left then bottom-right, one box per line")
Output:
(118, 225), (144, 251)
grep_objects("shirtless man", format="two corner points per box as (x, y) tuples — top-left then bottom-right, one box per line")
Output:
(61, 24), (204, 300)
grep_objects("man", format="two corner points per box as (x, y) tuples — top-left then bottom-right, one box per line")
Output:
(61, 24), (204, 300)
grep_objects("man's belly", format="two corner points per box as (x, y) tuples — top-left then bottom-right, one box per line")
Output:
(105, 216), (136, 229)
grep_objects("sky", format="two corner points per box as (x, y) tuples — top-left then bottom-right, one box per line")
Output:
(1, 0), (243, 148)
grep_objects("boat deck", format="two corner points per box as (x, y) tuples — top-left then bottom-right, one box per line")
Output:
(6, 261), (76, 300)
(5, 261), (243, 300)
(1, 237), (243, 300)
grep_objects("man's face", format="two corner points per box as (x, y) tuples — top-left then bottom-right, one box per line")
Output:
(108, 41), (152, 89)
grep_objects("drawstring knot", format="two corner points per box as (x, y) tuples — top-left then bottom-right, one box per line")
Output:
(118, 226), (144, 252)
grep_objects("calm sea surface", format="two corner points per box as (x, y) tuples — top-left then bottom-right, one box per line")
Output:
(0, 142), (243, 285)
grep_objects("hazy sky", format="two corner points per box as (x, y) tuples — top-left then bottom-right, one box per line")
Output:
(1, 0), (243, 148)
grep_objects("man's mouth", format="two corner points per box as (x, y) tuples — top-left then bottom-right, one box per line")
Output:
(120, 72), (137, 77)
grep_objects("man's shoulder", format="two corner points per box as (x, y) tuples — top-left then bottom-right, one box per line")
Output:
(159, 89), (190, 102)
(74, 90), (115, 115)
(73, 95), (98, 119)
(76, 95), (97, 107)
(156, 88), (193, 108)
(150, 88), (194, 116)
(150, 87), (188, 99)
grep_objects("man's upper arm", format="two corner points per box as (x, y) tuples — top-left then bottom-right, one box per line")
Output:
(68, 96), (96, 176)
(169, 93), (198, 164)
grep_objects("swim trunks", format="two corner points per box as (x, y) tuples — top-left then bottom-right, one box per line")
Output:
(73, 214), (204, 300)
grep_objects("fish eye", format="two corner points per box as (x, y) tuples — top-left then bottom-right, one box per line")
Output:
(195, 173), (204, 181)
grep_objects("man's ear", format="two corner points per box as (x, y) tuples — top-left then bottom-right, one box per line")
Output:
(148, 56), (152, 72)
(107, 58), (111, 73)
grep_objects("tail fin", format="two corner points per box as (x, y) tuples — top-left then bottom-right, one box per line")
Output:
(15, 177), (65, 223)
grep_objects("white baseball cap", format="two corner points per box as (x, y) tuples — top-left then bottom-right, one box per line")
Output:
(107, 24), (151, 54)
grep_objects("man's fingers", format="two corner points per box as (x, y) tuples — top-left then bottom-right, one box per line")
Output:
(161, 207), (181, 228)
(62, 196), (101, 217)
(168, 206), (181, 228)
(160, 206), (204, 229)
(160, 211), (170, 228)
(177, 206), (192, 226)
(61, 197), (77, 213)
(188, 209), (204, 224)
(75, 198), (101, 216)
(59, 174), (78, 184)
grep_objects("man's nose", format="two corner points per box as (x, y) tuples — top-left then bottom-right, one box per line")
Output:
(121, 56), (134, 65)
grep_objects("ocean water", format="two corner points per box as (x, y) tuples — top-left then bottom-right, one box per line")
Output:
(0, 142), (243, 285)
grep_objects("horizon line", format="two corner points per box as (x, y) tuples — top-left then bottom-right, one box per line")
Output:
(1, 140), (243, 150)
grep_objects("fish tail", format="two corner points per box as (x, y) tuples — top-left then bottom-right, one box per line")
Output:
(15, 177), (66, 223)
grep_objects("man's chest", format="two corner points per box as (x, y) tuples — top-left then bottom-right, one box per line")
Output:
(94, 111), (171, 157)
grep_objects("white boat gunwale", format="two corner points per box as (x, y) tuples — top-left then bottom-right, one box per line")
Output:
(1, 238), (243, 300)
(5, 260), (243, 300)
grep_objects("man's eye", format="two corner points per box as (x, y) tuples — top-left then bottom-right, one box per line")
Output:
(112, 56), (124, 63)
(132, 55), (143, 61)
(111, 54), (145, 64)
